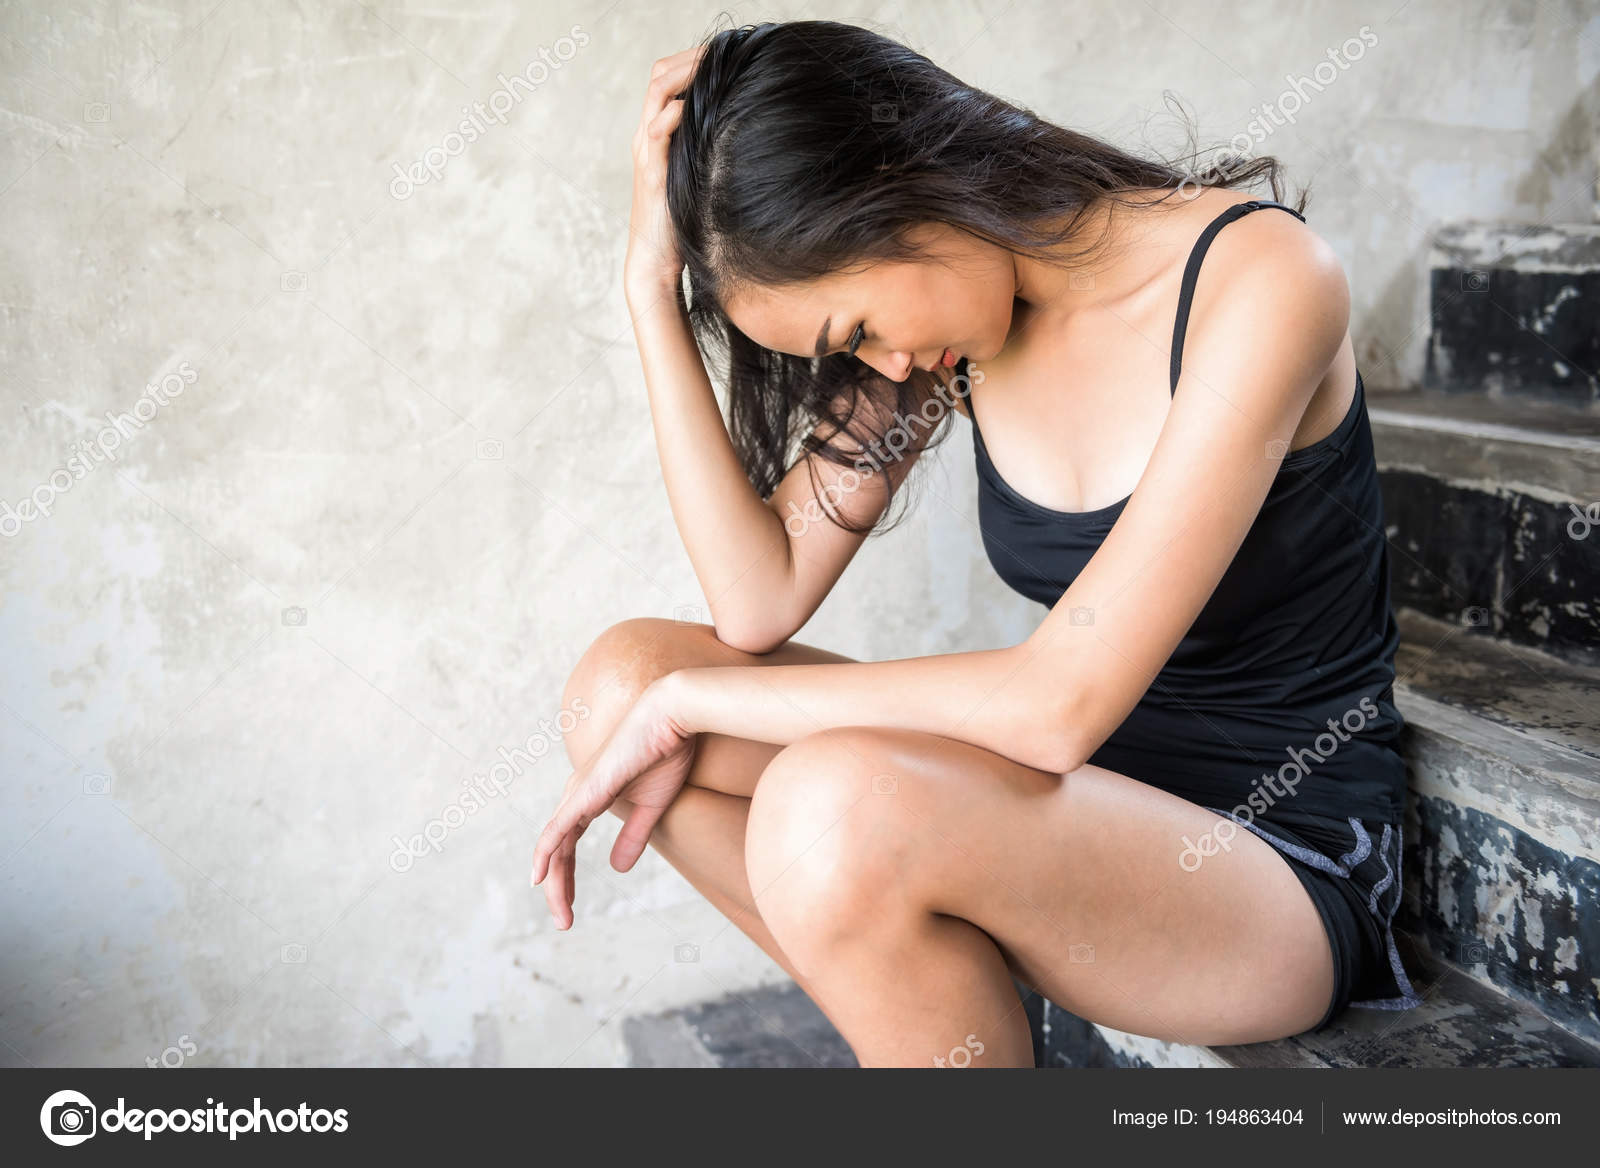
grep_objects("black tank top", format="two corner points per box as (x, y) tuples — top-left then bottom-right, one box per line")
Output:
(966, 198), (1406, 824)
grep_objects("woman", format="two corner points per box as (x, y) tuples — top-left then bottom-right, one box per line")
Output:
(534, 20), (1422, 1067)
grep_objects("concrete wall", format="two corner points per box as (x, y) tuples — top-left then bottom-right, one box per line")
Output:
(2, 1), (1595, 1067)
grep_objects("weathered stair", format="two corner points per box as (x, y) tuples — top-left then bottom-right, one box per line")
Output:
(1371, 389), (1600, 666)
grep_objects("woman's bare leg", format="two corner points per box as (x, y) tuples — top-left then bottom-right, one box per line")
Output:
(559, 617), (857, 990)
(742, 726), (1337, 1067)
(558, 618), (1336, 1069)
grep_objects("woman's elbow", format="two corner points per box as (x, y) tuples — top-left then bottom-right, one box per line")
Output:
(1020, 732), (1086, 777)
(1018, 698), (1093, 776)
(706, 610), (797, 657)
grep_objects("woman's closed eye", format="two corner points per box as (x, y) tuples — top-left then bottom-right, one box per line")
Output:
(846, 322), (866, 356)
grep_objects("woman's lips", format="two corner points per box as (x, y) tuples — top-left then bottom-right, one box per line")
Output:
(940, 347), (958, 367)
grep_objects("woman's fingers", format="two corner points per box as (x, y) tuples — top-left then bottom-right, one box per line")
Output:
(639, 45), (706, 123)
(647, 97), (684, 142)
(532, 770), (613, 887)
(610, 801), (667, 874)
(534, 780), (587, 928)
(542, 827), (575, 929)
(557, 834), (577, 929)
(531, 781), (586, 885)
(530, 813), (564, 886)
(650, 45), (706, 94)
(626, 44), (705, 287)
(634, 98), (682, 166)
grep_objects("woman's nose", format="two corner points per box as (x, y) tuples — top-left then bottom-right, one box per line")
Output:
(865, 348), (914, 382)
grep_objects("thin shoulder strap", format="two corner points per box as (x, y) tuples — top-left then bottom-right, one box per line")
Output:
(1169, 199), (1307, 396)
(955, 357), (994, 450)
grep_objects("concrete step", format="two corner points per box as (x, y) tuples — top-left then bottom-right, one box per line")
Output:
(1037, 936), (1600, 1068)
(1391, 608), (1600, 1043)
(620, 937), (1600, 1068)
(1370, 388), (1600, 665)
(622, 981), (858, 1068)
(1424, 222), (1600, 404)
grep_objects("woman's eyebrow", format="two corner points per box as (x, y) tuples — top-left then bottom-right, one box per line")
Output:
(814, 316), (833, 358)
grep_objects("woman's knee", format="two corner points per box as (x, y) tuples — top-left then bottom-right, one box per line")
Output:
(561, 617), (723, 768)
(745, 729), (918, 954)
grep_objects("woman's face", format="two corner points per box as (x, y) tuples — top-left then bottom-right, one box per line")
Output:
(720, 222), (1018, 382)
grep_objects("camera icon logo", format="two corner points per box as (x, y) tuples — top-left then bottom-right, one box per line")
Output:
(1460, 269), (1490, 292)
(475, 439), (504, 460)
(1457, 940), (1490, 965)
(671, 604), (703, 625)
(1265, 438), (1289, 460)
(281, 606), (307, 627)
(870, 773), (898, 795)
(83, 102), (109, 123)
(281, 943), (308, 963)
(280, 271), (308, 292)
(1069, 606), (1094, 626)
(82, 772), (111, 795)
(40, 1089), (97, 1146)
(673, 942), (699, 963)
(1461, 605), (1489, 628)
(1069, 942), (1095, 964)
(871, 102), (898, 123)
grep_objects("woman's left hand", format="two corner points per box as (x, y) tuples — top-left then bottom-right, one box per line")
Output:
(531, 676), (699, 930)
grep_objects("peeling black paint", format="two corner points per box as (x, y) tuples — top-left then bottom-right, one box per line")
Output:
(1425, 266), (1599, 404)
(1032, 1002), (1147, 1068)
(1381, 469), (1600, 667)
(1401, 794), (1600, 1045)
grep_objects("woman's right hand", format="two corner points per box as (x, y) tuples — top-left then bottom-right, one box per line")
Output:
(624, 46), (707, 307)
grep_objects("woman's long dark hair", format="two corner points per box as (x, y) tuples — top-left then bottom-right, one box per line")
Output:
(666, 18), (1307, 534)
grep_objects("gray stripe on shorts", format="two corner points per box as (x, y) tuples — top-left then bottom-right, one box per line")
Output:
(1203, 807), (1423, 1013)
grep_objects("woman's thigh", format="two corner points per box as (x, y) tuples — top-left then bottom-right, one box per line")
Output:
(745, 726), (1337, 1047)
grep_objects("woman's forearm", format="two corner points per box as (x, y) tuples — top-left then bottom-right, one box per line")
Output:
(626, 282), (796, 632)
(660, 639), (1087, 776)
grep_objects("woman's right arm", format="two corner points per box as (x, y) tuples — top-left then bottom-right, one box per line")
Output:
(625, 278), (928, 654)
(623, 49), (926, 654)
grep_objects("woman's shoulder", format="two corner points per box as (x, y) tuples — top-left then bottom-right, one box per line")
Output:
(936, 187), (1337, 415)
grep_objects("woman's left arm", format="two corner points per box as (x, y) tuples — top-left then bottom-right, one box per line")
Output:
(669, 220), (1350, 772)
(534, 219), (1349, 914)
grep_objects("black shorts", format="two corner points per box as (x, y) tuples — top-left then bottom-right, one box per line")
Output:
(1201, 803), (1424, 1031)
